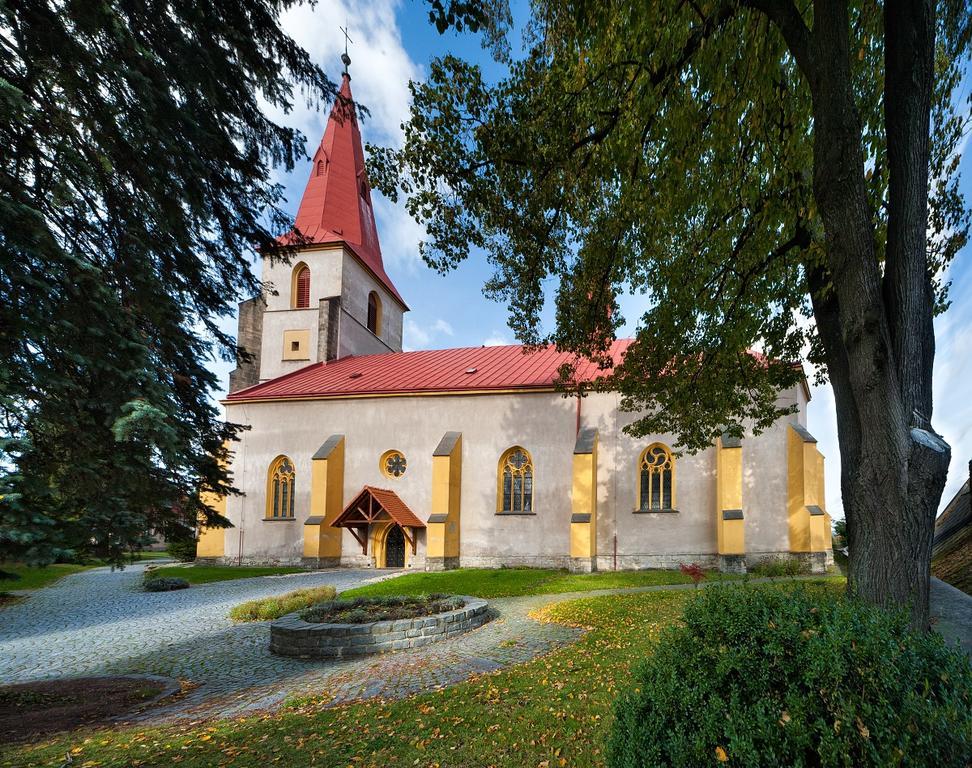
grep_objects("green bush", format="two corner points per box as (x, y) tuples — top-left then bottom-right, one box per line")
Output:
(229, 585), (338, 622)
(609, 584), (972, 767)
(748, 556), (809, 578)
(165, 538), (197, 562)
(143, 576), (189, 592)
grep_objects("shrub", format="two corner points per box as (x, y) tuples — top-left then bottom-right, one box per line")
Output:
(230, 585), (337, 622)
(301, 594), (464, 624)
(609, 584), (972, 767)
(678, 562), (706, 587)
(143, 576), (189, 592)
(748, 556), (808, 578)
(165, 538), (197, 562)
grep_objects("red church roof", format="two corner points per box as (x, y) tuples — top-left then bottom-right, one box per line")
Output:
(225, 340), (632, 402)
(280, 71), (406, 307)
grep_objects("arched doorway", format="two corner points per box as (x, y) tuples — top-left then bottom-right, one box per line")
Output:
(385, 525), (405, 568)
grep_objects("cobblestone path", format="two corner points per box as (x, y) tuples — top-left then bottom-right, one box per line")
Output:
(0, 563), (400, 717)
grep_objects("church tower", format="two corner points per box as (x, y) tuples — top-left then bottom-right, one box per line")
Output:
(229, 54), (407, 392)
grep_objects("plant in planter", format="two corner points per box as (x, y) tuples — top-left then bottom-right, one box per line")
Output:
(143, 576), (189, 592)
(300, 594), (464, 624)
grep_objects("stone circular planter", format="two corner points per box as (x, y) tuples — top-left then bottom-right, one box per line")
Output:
(269, 596), (490, 658)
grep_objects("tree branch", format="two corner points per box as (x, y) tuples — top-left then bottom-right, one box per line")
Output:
(742, 0), (815, 80)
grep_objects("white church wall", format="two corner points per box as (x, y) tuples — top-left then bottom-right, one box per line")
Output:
(580, 391), (720, 570)
(221, 382), (809, 569)
(260, 245), (343, 313)
(340, 251), (404, 352)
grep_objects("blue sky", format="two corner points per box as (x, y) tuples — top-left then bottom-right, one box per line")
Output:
(213, 0), (972, 517)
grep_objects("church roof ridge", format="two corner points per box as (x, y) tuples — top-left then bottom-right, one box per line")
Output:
(279, 65), (406, 307)
(225, 339), (633, 402)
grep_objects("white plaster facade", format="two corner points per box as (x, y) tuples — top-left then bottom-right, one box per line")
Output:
(217, 384), (815, 571)
(256, 244), (404, 383)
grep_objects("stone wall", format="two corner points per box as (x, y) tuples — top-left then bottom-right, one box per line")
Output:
(270, 597), (490, 658)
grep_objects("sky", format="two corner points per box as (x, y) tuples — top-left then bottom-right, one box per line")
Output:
(212, 0), (972, 518)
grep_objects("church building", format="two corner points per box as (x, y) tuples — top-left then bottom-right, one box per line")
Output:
(197, 60), (833, 574)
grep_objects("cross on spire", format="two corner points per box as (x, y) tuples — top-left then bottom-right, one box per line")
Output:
(340, 24), (353, 75)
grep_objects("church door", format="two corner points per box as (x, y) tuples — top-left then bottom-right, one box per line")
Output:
(385, 525), (405, 568)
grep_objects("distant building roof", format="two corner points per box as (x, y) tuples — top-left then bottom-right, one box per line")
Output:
(934, 468), (971, 555)
(225, 340), (632, 402)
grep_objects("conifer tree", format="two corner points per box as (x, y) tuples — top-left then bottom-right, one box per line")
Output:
(0, 0), (335, 564)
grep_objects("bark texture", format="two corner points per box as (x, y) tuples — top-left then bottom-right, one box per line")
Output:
(763, 0), (951, 628)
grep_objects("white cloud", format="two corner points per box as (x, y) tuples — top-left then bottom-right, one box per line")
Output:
(432, 318), (454, 336)
(483, 332), (511, 347)
(403, 317), (456, 351)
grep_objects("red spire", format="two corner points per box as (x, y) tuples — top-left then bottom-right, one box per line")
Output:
(286, 70), (406, 307)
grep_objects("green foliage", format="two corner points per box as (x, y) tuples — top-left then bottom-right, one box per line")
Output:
(165, 538), (197, 563)
(229, 585), (337, 622)
(301, 594), (464, 624)
(0, 0), (338, 566)
(368, 2), (971, 452)
(609, 585), (972, 767)
(143, 576), (189, 592)
(748, 556), (809, 578)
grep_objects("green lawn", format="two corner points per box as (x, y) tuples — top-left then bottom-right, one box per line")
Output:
(6, 581), (843, 768)
(341, 566), (731, 599)
(146, 564), (306, 585)
(0, 563), (92, 591)
(0, 552), (171, 593)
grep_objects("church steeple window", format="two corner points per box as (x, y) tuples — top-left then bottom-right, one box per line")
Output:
(293, 264), (310, 309)
(498, 447), (534, 513)
(367, 291), (382, 335)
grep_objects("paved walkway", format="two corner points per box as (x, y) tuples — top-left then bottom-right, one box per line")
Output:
(931, 577), (972, 654)
(2, 567), (968, 725)
(0, 563), (585, 722)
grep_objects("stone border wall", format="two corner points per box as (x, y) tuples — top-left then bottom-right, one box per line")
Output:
(270, 596), (490, 658)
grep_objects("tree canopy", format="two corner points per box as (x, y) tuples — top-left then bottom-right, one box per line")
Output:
(371, 0), (969, 450)
(373, 0), (970, 625)
(0, 0), (334, 564)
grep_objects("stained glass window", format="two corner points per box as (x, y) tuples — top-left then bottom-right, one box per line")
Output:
(381, 450), (407, 478)
(267, 456), (296, 518)
(499, 447), (534, 513)
(639, 444), (674, 511)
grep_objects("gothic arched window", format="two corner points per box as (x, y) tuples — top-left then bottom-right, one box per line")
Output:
(639, 443), (675, 511)
(293, 264), (310, 309)
(267, 456), (296, 519)
(367, 291), (381, 335)
(498, 446), (534, 513)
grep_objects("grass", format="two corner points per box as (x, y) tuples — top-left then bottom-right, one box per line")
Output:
(5, 580), (843, 768)
(229, 585), (337, 622)
(341, 566), (735, 600)
(145, 564), (305, 585)
(0, 552), (171, 594)
(0, 563), (92, 591)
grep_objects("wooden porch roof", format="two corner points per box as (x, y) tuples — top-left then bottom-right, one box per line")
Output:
(331, 486), (426, 529)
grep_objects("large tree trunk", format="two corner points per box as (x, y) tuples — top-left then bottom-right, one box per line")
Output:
(801, 0), (950, 629)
